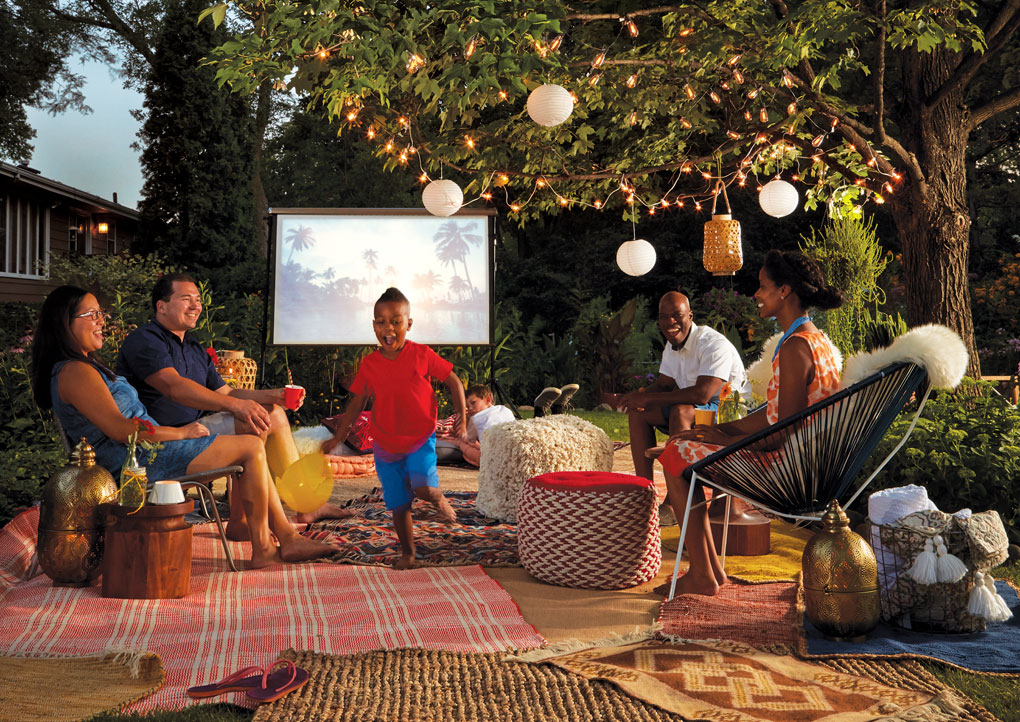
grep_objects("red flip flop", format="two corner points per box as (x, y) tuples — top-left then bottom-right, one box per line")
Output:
(187, 665), (264, 698)
(246, 659), (310, 703)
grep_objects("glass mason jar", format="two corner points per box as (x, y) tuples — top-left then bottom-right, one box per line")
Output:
(119, 466), (148, 511)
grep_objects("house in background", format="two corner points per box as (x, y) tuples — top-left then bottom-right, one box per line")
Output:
(0, 161), (139, 303)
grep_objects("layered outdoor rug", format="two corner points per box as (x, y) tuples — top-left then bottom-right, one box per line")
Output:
(658, 581), (804, 650)
(0, 507), (542, 712)
(0, 651), (163, 722)
(800, 580), (1020, 675)
(251, 645), (991, 722)
(303, 490), (520, 567)
(661, 520), (810, 582)
(514, 637), (970, 722)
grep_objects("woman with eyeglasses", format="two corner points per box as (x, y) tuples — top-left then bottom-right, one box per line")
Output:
(31, 285), (333, 568)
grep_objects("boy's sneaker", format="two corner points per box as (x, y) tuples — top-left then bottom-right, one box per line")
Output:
(533, 387), (561, 417)
(551, 383), (579, 414)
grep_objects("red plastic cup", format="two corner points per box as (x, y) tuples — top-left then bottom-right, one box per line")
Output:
(284, 384), (305, 410)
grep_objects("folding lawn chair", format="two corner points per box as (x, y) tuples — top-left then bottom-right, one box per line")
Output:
(666, 361), (931, 599)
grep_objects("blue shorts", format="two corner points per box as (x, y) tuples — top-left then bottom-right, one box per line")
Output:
(373, 434), (440, 511)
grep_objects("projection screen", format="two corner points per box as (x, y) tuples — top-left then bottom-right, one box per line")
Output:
(270, 209), (495, 346)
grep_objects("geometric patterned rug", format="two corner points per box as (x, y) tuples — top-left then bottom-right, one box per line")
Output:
(302, 490), (520, 567)
(517, 638), (950, 722)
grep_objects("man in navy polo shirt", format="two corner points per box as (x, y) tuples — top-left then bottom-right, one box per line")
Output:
(116, 273), (350, 529)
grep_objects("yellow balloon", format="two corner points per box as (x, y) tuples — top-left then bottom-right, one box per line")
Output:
(276, 453), (333, 513)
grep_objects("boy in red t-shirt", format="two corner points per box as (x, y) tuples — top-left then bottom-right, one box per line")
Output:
(321, 287), (467, 569)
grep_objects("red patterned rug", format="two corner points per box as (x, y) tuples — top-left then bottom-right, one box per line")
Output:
(658, 580), (803, 649)
(0, 507), (543, 712)
(303, 490), (520, 567)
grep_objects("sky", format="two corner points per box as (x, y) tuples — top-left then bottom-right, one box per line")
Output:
(24, 58), (144, 209)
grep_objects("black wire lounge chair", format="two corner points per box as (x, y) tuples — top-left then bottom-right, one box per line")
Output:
(666, 360), (931, 599)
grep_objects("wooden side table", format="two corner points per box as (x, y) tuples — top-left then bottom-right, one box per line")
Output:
(101, 501), (193, 599)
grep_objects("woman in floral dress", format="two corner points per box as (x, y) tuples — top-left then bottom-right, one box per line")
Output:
(660, 250), (844, 595)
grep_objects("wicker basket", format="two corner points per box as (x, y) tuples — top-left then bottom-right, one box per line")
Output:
(216, 350), (258, 390)
(868, 519), (985, 633)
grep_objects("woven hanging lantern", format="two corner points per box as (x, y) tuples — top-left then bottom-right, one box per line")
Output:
(527, 84), (574, 127)
(703, 181), (742, 276)
(759, 178), (799, 217)
(422, 179), (463, 217)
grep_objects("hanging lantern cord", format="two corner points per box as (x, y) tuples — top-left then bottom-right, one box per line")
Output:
(631, 203), (637, 240)
(710, 180), (732, 215)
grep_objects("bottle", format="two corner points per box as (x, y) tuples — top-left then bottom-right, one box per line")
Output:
(119, 450), (148, 510)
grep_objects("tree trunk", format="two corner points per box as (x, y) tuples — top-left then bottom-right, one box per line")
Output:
(892, 46), (981, 378)
(252, 80), (271, 259)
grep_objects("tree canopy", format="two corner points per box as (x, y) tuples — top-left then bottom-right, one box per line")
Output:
(202, 0), (1020, 374)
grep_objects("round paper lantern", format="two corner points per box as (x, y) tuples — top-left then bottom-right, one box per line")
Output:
(759, 178), (799, 218)
(616, 239), (656, 276)
(422, 179), (463, 217)
(527, 84), (574, 127)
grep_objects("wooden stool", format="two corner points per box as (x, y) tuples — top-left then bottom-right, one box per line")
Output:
(101, 501), (193, 599)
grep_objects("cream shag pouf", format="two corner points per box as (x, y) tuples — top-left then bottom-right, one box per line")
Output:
(474, 415), (614, 523)
(517, 471), (661, 589)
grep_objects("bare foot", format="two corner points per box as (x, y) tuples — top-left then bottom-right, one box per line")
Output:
(434, 496), (457, 524)
(249, 548), (283, 569)
(294, 503), (358, 524)
(393, 552), (416, 570)
(225, 520), (250, 542)
(671, 571), (722, 597)
(278, 535), (334, 563)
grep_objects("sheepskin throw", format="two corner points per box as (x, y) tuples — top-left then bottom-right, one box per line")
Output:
(290, 425), (376, 478)
(841, 324), (967, 390)
(517, 471), (661, 589)
(475, 415), (614, 523)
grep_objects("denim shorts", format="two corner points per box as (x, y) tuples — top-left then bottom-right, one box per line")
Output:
(373, 434), (439, 511)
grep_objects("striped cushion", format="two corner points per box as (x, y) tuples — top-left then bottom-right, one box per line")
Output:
(517, 471), (661, 590)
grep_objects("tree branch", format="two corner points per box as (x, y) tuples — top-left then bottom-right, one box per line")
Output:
(926, 0), (1020, 113)
(84, 0), (155, 65)
(967, 86), (1020, 132)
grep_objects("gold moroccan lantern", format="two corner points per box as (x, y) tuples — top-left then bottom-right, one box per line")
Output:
(37, 438), (118, 586)
(802, 500), (881, 641)
(702, 181), (742, 276)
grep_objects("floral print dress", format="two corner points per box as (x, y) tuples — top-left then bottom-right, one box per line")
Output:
(658, 331), (842, 476)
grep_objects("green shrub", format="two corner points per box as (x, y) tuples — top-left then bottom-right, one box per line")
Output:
(696, 287), (776, 362)
(859, 378), (1020, 543)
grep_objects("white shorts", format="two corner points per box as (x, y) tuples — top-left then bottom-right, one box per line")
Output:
(199, 411), (237, 436)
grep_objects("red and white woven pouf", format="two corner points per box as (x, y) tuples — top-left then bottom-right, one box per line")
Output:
(516, 471), (661, 590)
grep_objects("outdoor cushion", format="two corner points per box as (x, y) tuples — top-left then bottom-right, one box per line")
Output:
(517, 471), (661, 590)
(474, 415), (614, 523)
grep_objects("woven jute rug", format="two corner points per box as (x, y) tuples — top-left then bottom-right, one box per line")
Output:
(252, 646), (998, 722)
(0, 651), (164, 722)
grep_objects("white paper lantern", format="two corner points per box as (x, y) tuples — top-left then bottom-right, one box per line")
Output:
(421, 179), (463, 217)
(616, 239), (656, 276)
(758, 178), (799, 218)
(527, 84), (574, 127)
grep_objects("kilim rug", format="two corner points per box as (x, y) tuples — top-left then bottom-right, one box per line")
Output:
(0, 507), (543, 712)
(303, 490), (520, 567)
(661, 520), (810, 582)
(658, 580), (804, 650)
(0, 651), (164, 722)
(514, 638), (979, 722)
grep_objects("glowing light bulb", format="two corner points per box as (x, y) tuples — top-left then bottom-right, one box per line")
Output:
(744, 110), (752, 121)
(465, 136), (475, 149)
(812, 134), (824, 147)
(594, 200), (602, 209)
(787, 102), (797, 115)
(498, 90), (508, 100)
(626, 73), (638, 88)
(679, 28), (694, 37)
(549, 35), (563, 52)
(366, 127), (375, 139)
(536, 178), (546, 188)
(625, 19), (638, 36)
(510, 203), (521, 212)
(559, 197), (569, 206)
(589, 73), (601, 87)
(760, 107), (769, 123)
(747, 88), (759, 99)
(465, 38), (477, 58)
(628, 110), (638, 125)
(728, 54), (742, 66)
(419, 173), (428, 183)
(732, 69), (744, 84)
(726, 130), (740, 139)
(592, 51), (606, 69)
(680, 117), (692, 129)
(684, 84), (695, 99)
(709, 91), (721, 104)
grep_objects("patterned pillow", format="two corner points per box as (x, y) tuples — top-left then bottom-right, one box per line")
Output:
(321, 411), (374, 453)
(435, 413), (462, 438)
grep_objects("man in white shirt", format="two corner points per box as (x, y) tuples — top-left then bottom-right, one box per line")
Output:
(619, 291), (750, 481)
(436, 384), (515, 466)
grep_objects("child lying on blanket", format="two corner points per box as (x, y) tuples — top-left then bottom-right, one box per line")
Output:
(436, 384), (514, 466)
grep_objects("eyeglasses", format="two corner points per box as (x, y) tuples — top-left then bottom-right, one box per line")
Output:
(73, 309), (105, 322)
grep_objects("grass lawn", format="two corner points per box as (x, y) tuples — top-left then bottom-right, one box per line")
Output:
(81, 410), (1020, 720)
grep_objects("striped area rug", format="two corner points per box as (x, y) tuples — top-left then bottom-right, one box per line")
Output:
(0, 507), (544, 711)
